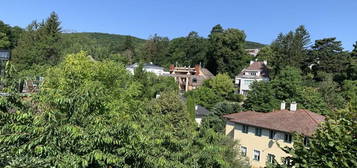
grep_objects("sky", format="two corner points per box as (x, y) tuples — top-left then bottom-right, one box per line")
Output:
(1, 0), (356, 50)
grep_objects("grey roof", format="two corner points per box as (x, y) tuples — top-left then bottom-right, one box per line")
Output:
(196, 105), (211, 117)
(127, 63), (164, 70)
(0, 50), (10, 60)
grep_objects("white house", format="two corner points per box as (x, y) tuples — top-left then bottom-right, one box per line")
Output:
(245, 48), (260, 57)
(126, 62), (168, 76)
(235, 60), (269, 96)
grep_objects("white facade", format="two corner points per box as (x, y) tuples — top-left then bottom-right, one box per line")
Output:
(126, 63), (168, 76)
(235, 61), (269, 96)
(236, 77), (266, 95)
(195, 117), (202, 126)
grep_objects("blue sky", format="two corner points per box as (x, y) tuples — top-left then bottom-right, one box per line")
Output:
(1, 0), (356, 50)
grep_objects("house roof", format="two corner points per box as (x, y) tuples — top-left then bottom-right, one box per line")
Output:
(237, 61), (268, 78)
(223, 109), (325, 136)
(127, 63), (164, 70)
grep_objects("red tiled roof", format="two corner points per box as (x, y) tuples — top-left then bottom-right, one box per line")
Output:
(223, 109), (325, 136)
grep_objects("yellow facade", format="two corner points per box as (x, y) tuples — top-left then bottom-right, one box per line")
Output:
(225, 121), (293, 168)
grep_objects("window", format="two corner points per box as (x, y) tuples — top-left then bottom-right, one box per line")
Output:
(284, 133), (292, 143)
(242, 125), (249, 133)
(304, 137), (309, 146)
(250, 72), (256, 76)
(284, 157), (293, 166)
(267, 154), (275, 163)
(253, 150), (260, 161)
(240, 146), (247, 156)
(243, 80), (254, 85)
(255, 127), (262, 136)
(192, 78), (197, 83)
(242, 90), (249, 96)
(269, 130), (276, 139)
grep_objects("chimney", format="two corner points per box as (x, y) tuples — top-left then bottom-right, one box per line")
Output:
(290, 102), (297, 111)
(263, 60), (267, 66)
(169, 64), (175, 73)
(280, 101), (286, 110)
(195, 64), (201, 75)
(250, 60), (254, 65)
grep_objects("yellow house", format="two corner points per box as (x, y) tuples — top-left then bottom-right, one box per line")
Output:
(223, 102), (325, 168)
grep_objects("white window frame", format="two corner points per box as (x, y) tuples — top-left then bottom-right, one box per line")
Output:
(240, 146), (247, 157)
(253, 149), (261, 161)
(267, 153), (275, 163)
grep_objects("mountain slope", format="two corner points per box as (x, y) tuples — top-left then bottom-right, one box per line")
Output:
(63, 32), (265, 49)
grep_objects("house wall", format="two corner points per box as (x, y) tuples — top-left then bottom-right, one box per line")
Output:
(226, 122), (292, 168)
(195, 117), (202, 125)
(144, 68), (165, 75)
(126, 67), (166, 76)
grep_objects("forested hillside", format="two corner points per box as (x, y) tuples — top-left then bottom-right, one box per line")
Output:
(63, 32), (264, 51)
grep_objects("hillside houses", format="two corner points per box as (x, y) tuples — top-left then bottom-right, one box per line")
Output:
(126, 63), (214, 92)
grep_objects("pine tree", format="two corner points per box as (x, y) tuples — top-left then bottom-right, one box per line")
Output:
(352, 41), (357, 58)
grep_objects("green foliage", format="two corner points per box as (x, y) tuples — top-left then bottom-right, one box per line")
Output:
(0, 20), (23, 49)
(133, 63), (178, 100)
(297, 87), (331, 115)
(243, 81), (279, 112)
(166, 31), (208, 67)
(0, 51), (248, 167)
(270, 25), (310, 76)
(310, 38), (350, 82)
(61, 32), (144, 63)
(346, 61), (357, 80)
(272, 66), (303, 101)
(204, 73), (235, 99)
(185, 87), (223, 109)
(352, 41), (357, 58)
(244, 66), (330, 114)
(140, 34), (169, 65)
(0, 32), (10, 49)
(185, 73), (238, 110)
(272, 109), (357, 168)
(256, 46), (274, 62)
(12, 12), (62, 70)
(342, 80), (357, 112)
(207, 24), (250, 77)
(1, 51), (145, 167)
(317, 75), (345, 110)
(202, 101), (242, 132)
(244, 41), (265, 49)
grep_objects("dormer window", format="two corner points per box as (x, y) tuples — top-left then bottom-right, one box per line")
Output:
(250, 72), (256, 76)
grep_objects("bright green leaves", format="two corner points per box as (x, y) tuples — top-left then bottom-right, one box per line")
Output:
(271, 113), (357, 168)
